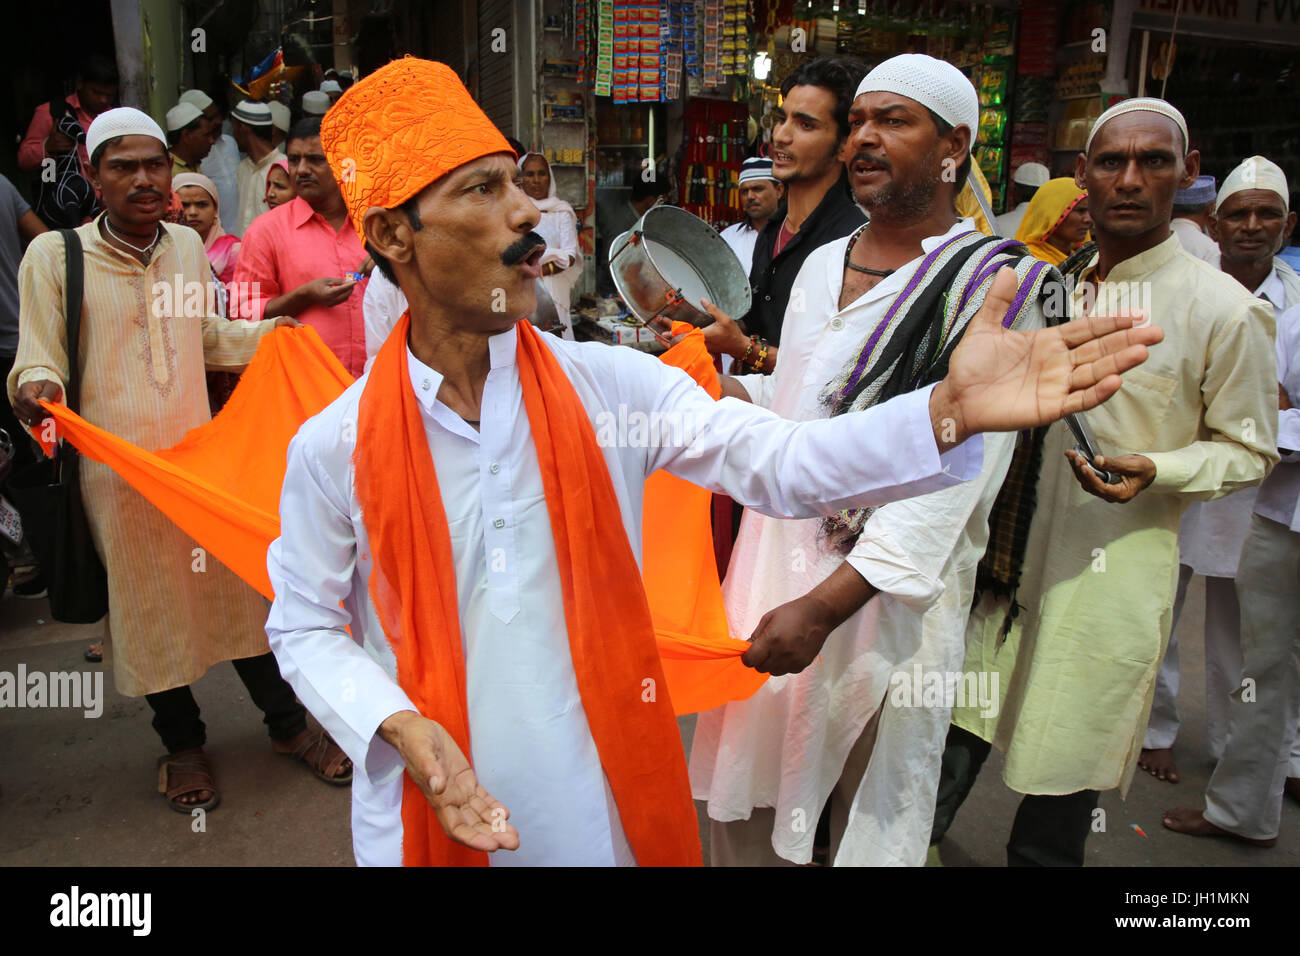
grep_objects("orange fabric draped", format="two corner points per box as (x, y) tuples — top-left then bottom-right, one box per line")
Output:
(357, 314), (699, 866)
(37, 326), (352, 599)
(38, 324), (767, 719)
(645, 326), (767, 714)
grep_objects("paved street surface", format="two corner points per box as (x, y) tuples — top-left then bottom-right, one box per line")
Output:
(1, 574), (1295, 866)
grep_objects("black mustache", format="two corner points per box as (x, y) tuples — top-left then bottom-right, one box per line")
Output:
(502, 231), (546, 266)
(850, 152), (892, 171)
(129, 189), (164, 201)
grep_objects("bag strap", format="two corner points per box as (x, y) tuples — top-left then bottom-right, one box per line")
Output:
(58, 229), (85, 415)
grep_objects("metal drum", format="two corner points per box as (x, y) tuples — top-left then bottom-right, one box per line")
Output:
(608, 205), (751, 329)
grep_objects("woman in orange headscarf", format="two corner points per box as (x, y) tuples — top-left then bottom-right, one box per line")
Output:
(1014, 177), (1091, 266)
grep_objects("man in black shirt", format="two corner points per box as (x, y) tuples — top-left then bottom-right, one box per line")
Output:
(711, 57), (869, 354)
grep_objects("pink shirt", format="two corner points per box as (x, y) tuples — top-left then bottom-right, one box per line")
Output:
(233, 197), (368, 377)
(18, 93), (97, 176)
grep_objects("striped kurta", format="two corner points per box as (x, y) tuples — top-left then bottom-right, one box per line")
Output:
(7, 216), (275, 696)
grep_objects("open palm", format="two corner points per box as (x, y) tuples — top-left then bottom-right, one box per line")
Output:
(943, 267), (1163, 437)
(403, 716), (520, 852)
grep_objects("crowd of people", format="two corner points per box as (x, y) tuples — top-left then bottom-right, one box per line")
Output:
(0, 47), (1294, 868)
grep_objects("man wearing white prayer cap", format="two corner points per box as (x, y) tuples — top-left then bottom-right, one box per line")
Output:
(165, 101), (213, 175)
(1212, 156), (1299, 310)
(6, 109), (325, 817)
(319, 79), (343, 103)
(996, 161), (1050, 237)
(937, 96), (1280, 865)
(1157, 156), (1300, 844)
(301, 90), (331, 117)
(691, 52), (1071, 866)
(230, 99), (286, 234)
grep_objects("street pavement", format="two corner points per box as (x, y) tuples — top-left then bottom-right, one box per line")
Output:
(1, 574), (1295, 866)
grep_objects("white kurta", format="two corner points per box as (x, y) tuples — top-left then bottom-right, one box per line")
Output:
(689, 219), (1025, 866)
(1170, 218), (1220, 266)
(719, 221), (761, 275)
(266, 326), (984, 866)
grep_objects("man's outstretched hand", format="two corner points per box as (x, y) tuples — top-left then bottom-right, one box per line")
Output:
(929, 266), (1163, 450)
(379, 710), (520, 853)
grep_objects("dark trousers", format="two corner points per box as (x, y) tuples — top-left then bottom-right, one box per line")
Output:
(145, 652), (307, 753)
(930, 723), (1100, 866)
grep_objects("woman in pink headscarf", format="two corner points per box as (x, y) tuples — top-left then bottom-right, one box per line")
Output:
(264, 157), (294, 210)
(173, 172), (241, 284)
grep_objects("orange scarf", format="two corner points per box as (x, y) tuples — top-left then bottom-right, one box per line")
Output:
(354, 314), (702, 867)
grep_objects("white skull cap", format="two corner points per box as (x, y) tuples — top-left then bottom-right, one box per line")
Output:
(86, 107), (167, 161)
(1217, 155), (1289, 214)
(1085, 97), (1188, 153)
(855, 54), (980, 143)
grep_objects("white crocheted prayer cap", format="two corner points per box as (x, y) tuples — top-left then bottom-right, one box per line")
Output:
(1013, 162), (1050, 187)
(855, 54), (980, 141)
(1217, 155), (1289, 213)
(1085, 97), (1188, 153)
(319, 79), (342, 94)
(86, 107), (166, 161)
(269, 101), (291, 132)
(165, 102), (203, 132)
(301, 91), (331, 116)
(179, 89), (213, 111)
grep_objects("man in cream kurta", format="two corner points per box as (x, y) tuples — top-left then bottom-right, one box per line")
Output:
(8, 109), (348, 817)
(689, 218), (1027, 866)
(9, 212), (273, 697)
(943, 101), (1278, 866)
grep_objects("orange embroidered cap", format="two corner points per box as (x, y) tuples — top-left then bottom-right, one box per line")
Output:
(321, 57), (514, 246)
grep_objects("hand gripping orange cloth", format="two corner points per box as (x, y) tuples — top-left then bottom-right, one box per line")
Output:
(356, 314), (701, 865)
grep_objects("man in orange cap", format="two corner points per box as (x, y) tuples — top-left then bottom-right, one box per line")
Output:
(263, 57), (1162, 866)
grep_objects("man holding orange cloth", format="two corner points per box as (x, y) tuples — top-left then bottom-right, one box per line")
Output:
(263, 57), (1163, 866)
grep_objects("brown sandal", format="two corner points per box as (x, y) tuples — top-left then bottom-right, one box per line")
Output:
(277, 730), (352, 786)
(157, 747), (221, 813)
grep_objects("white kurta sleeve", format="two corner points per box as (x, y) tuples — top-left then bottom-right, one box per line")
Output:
(638, 358), (983, 517)
(845, 429), (1016, 612)
(265, 425), (417, 783)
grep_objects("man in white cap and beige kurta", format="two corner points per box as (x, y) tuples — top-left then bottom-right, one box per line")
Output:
(184, 89), (241, 234)
(995, 161), (1050, 238)
(690, 53), (1060, 866)
(1142, 155), (1299, 786)
(934, 98), (1279, 865)
(231, 99), (285, 234)
(6, 107), (349, 815)
(165, 101), (213, 177)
